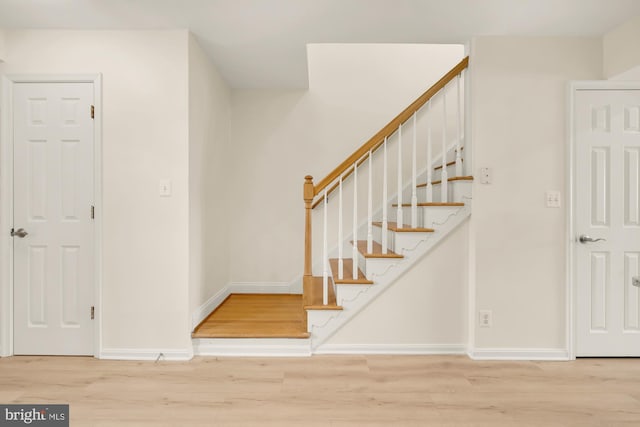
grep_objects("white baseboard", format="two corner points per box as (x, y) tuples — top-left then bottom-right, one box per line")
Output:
(468, 348), (570, 361)
(314, 343), (467, 355)
(193, 338), (311, 357)
(191, 285), (232, 330)
(99, 348), (194, 361)
(229, 282), (299, 294)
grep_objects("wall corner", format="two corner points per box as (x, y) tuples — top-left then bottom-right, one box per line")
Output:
(603, 15), (640, 79)
(0, 29), (6, 63)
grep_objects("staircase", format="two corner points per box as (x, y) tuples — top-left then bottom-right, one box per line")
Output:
(193, 56), (470, 356)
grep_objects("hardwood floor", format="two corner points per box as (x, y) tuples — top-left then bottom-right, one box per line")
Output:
(1, 355), (639, 426)
(192, 294), (308, 339)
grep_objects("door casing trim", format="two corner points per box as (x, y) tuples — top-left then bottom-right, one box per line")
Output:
(0, 74), (103, 357)
(567, 80), (640, 360)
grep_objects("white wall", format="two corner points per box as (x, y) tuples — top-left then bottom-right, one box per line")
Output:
(229, 43), (464, 283)
(188, 34), (231, 325)
(1, 30), (191, 352)
(603, 16), (640, 79)
(470, 37), (602, 351)
(327, 221), (469, 347)
(0, 30), (5, 62)
(3, 33), (606, 354)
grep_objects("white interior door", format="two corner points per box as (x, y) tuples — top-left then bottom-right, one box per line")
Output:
(13, 82), (95, 355)
(575, 88), (640, 356)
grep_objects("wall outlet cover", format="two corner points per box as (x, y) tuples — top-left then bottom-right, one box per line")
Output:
(159, 179), (172, 197)
(545, 190), (560, 208)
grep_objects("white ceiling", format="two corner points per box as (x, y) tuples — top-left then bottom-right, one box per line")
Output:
(0, 0), (639, 88)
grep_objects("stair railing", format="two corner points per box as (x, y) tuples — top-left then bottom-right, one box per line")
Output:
(303, 56), (469, 306)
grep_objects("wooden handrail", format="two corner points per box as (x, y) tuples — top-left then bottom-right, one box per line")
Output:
(312, 56), (469, 201)
(311, 151), (370, 209)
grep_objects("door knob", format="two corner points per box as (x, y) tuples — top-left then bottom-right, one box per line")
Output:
(579, 234), (606, 244)
(11, 228), (28, 238)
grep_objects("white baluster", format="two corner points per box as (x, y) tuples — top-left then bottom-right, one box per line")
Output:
(382, 137), (388, 254)
(352, 161), (359, 279)
(396, 124), (403, 229)
(338, 175), (343, 280)
(367, 150), (373, 254)
(426, 100), (433, 203)
(411, 112), (418, 228)
(322, 189), (328, 305)
(455, 73), (463, 177)
(441, 87), (448, 203)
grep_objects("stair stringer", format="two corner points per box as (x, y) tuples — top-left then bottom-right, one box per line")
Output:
(308, 198), (471, 352)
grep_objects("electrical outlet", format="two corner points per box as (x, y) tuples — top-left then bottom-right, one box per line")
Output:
(479, 310), (492, 328)
(159, 179), (172, 197)
(545, 190), (561, 208)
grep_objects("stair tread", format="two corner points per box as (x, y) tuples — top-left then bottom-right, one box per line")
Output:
(434, 159), (463, 171)
(372, 221), (434, 233)
(352, 240), (404, 258)
(393, 202), (465, 207)
(417, 175), (474, 188)
(329, 258), (373, 284)
(303, 276), (343, 310)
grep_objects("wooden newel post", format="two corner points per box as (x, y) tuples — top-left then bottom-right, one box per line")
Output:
(303, 176), (314, 286)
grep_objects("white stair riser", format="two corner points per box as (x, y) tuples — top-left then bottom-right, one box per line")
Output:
(422, 206), (462, 229)
(423, 180), (472, 203)
(364, 257), (401, 281)
(355, 247), (402, 280)
(430, 180), (472, 203)
(454, 180), (472, 201)
(394, 232), (429, 256)
(392, 206), (461, 229)
(390, 186), (469, 226)
(307, 310), (341, 333)
(372, 227), (397, 251)
(194, 338), (311, 357)
(336, 284), (370, 306)
(371, 227), (430, 254)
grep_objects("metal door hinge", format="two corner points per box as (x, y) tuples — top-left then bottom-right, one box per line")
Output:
(90, 105), (95, 119)
(91, 205), (95, 219)
(91, 306), (95, 320)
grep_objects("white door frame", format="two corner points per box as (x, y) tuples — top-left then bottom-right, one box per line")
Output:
(566, 80), (640, 359)
(0, 74), (103, 357)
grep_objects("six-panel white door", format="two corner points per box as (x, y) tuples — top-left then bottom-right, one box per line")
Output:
(13, 82), (95, 355)
(575, 89), (640, 356)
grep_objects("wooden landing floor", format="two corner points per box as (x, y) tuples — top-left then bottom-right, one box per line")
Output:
(192, 294), (309, 339)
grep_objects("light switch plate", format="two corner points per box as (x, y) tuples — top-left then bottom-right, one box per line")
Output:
(159, 179), (172, 197)
(480, 167), (492, 184)
(546, 190), (560, 208)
